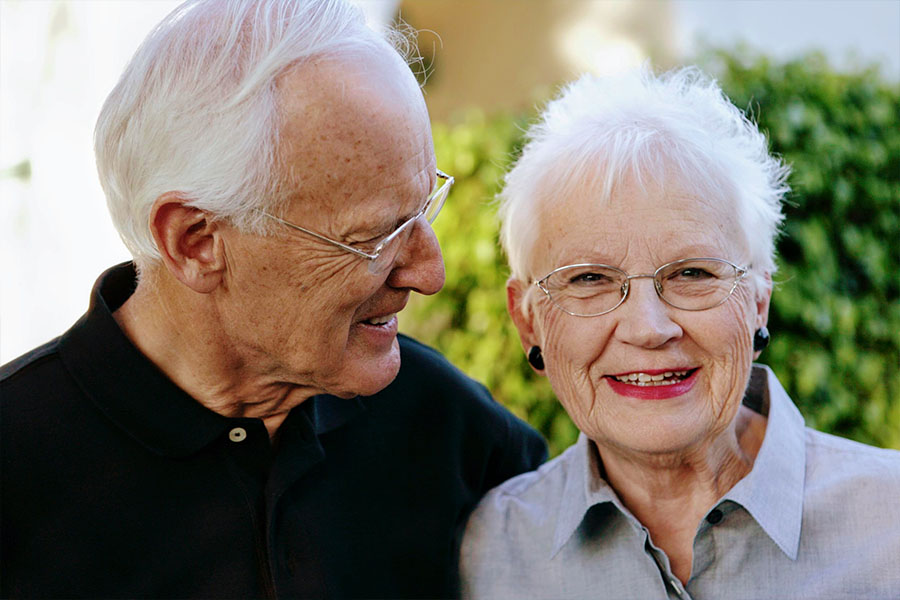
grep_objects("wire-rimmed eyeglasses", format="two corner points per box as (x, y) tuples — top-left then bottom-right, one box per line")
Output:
(262, 169), (453, 273)
(534, 257), (748, 317)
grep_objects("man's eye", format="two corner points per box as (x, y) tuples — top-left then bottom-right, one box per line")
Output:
(347, 227), (392, 248)
(351, 235), (382, 247)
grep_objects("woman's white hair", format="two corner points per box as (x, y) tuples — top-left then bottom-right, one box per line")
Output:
(95, 0), (406, 269)
(498, 65), (790, 287)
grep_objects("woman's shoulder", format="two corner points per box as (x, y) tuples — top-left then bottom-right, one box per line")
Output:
(805, 428), (900, 468)
(466, 442), (581, 534)
(460, 445), (581, 594)
(803, 427), (900, 500)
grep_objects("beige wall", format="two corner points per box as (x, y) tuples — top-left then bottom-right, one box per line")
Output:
(399, 0), (681, 120)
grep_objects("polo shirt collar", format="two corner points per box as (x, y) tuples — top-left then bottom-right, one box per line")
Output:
(58, 263), (364, 457)
(308, 393), (365, 435)
(550, 364), (806, 561)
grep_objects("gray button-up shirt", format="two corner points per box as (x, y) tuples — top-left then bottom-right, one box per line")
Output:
(461, 365), (900, 599)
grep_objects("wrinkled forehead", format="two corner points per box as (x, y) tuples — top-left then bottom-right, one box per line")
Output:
(274, 46), (432, 207)
(530, 160), (750, 271)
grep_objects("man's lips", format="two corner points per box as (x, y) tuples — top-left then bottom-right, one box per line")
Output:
(360, 313), (397, 326)
(357, 297), (409, 327)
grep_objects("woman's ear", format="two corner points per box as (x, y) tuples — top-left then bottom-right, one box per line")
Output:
(149, 193), (226, 294)
(507, 277), (540, 354)
(752, 272), (773, 359)
(755, 272), (773, 330)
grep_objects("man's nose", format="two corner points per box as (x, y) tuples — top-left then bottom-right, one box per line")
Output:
(386, 219), (445, 295)
(612, 276), (682, 348)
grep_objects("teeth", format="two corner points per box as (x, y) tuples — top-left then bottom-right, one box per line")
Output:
(612, 370), (690, 386)
(365, 314), (395, 326)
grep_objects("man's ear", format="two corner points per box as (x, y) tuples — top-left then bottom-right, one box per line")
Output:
(150, 193), (226, 294)
(507, 276), (540, 354)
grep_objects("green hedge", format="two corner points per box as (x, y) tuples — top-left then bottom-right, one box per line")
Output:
(401, 50), (900, 456)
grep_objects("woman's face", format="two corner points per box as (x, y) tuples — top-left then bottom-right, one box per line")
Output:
(510, 174), (771, 457)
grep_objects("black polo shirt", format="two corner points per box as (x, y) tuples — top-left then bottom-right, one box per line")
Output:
(1, 263), (547, 599)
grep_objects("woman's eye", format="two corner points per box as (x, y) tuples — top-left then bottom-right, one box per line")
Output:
(675, 268), (714, 279)
(570, 272), (613, 285)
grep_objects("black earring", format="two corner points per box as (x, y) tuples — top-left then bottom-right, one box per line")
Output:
(527, 346), (544, 370)
(753, 327), (770, 352)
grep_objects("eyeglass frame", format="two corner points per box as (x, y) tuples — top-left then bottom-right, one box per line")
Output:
(534, 257), (749, 317)
(261, 169), (454, 262)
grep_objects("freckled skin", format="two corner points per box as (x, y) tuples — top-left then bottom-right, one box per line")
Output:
(214, 46), (444, 400)
(113, 44), (445, 439)
(517, 172), (770, 458)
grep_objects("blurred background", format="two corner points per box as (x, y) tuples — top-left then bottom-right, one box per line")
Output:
(2, 0), (898, 454)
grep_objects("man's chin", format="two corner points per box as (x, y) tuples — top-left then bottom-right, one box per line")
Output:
(330, 339), (402, 398)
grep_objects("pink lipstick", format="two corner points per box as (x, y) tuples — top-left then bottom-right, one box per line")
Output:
(605, 368), (699, 400)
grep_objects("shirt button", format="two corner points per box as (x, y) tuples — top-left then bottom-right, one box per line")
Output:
(228, 427), (247, 443)
(706, 508), (724, 524)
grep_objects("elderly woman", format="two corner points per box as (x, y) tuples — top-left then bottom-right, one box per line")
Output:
(460, 67), (900, 599)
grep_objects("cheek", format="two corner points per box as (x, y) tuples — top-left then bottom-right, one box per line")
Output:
(697, 293), (758, 418)
(228, 242), (373, 335)
(537, 309), (613, 424)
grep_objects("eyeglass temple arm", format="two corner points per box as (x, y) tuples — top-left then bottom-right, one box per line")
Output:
(263, 213), (379, 260)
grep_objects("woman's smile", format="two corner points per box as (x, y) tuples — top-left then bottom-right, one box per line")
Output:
(604, 367), (700, 399)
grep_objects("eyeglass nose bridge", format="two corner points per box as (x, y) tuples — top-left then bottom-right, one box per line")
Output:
(619, 272), (666, 307)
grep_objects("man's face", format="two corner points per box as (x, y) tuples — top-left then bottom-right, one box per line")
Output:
(216, 45), (444, 398)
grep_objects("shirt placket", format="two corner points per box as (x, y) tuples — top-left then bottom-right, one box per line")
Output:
(640, 527), (695, 600)
(263, 410), (327, 598)
(221, 418), (277, 598)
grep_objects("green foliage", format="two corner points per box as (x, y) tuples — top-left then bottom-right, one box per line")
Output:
(401, 51), (900, 455)
(401, 111), (578, 457)
(702, 50), (900, 449)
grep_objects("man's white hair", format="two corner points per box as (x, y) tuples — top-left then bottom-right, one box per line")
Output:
(498, 66), (790, 288)
(94, 0), (405, 269)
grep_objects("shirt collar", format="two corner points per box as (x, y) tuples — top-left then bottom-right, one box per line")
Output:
(550, 364), (806, 560)
(58, 262), (364, 457)
(551, 433), (620, 558)
(723, 364), (806, 560)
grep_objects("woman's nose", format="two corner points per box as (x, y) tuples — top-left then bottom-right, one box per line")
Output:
(612, 276), (682, 348)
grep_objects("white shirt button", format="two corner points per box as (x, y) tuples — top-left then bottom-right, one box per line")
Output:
(228, 427), (247, 443)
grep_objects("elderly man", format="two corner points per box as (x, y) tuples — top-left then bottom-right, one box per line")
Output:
(0, 1), (546, 597)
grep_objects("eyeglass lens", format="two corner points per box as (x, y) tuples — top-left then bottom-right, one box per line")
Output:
(366, 176), (452, 274)
(542, 258), (741, 316)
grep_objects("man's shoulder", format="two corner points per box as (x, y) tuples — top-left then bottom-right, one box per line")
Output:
(387, 334), (547, 469)
(0, 338), (64, 390)
(393, 334), (493, 401)
(1, 337), (83, 450)
(392, 333), (528, 427)
(397, 334), (475, 378)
